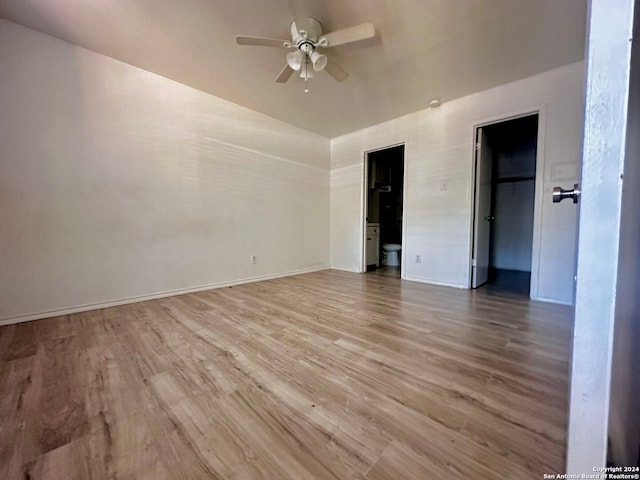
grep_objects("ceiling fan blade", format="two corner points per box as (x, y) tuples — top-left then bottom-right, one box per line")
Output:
(275, 64), (295, 83)
(325, 60), (349, 82)
(319, 23), (375, 48)
(289, 0), (309, 36)
(236, 36), (289, 48)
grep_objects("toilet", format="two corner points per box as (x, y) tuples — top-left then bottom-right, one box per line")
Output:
(381, 244), (401, 267)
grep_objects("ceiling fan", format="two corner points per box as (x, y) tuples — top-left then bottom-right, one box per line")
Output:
(236, 13), (375, 92)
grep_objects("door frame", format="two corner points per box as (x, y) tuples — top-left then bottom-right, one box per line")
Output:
(468, 107), (547, 300)
(361, 143), (407, 276)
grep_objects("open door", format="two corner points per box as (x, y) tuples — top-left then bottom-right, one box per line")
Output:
(471, 127), (492, 288)
(566, 0), (640, 472)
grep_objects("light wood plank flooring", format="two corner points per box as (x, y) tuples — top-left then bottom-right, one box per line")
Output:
(0, 269), (573, 479)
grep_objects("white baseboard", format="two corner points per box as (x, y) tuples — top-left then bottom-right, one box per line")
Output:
(403, 276), (574, 306)
(401, 275), (467, 289)
(0, 265), (330, 327)
(530, 295), (573, 306)
(330, 266), (363, 273)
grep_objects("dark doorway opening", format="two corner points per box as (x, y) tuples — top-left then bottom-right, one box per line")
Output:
(472, 115), (539, 294)
(365, 145), (405, 278)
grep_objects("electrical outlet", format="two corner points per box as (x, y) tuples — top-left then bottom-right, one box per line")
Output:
(415, 255), (421, 264)
(251, 255), (257, 264)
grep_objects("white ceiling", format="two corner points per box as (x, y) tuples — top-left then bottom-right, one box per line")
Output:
(0, 0), (587, 138)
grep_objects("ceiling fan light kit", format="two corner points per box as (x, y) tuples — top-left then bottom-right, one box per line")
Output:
(236, 14), (375, 92)
(309, 51), (327, 72)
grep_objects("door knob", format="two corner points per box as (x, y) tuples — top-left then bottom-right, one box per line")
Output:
(553, 183), (580, 204)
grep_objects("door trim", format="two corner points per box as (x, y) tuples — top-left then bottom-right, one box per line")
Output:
(467, 106), (547, 300)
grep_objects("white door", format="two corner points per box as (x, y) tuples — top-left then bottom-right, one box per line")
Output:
(566, 0), (639, 472)
(471, 127), (492, 288)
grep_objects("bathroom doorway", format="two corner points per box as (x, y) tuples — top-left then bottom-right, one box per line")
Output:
(471, 114), (539, 294)
(363, 144), (405, 278)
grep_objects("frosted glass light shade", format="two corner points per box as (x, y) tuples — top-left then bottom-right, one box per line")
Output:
(299, 60), (315, 78)
(310, 51), (327, 72)
(286, 51), (304, 71)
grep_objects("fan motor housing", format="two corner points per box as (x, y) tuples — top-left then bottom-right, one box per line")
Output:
(291, 17), (324, 45)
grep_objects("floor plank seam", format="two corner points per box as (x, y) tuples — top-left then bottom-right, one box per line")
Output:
(362, 438), (394, 478)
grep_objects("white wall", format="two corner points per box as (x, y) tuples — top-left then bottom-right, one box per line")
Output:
(0, 20), (330, 324)
(330, 61), (585, 304)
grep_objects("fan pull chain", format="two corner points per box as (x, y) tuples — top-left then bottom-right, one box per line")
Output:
(304, 57), (309, 93)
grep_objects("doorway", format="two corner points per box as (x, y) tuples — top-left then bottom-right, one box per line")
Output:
(364, 145), (405, 278)
(471, 114), (539, 294)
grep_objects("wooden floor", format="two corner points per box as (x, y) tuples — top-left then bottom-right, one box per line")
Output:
(367, 266), (401, 278)
(0, 270), (573, 480)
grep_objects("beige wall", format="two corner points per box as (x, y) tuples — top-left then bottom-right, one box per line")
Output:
(0, 18), (588, 322)
(0, 20), (330, 324)
(330, 61), (585, 304)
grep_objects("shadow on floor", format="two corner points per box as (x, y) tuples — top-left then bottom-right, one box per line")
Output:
(485, 268), (531, 295)
(367, 266), (401, 278)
